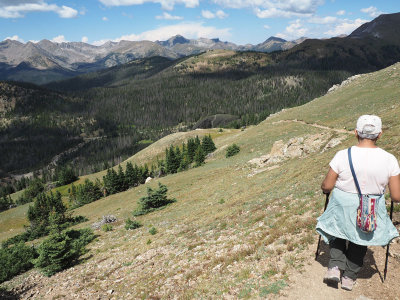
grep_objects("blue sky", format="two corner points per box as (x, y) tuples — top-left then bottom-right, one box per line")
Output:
(1, 0), (399, 45)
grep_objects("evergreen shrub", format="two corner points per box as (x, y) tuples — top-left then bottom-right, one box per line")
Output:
(133, 182), (176, 216)
(226, 144), (240, 158)
(33, 224), (95, 277)
(0, 242), (37, 284)
(125, 218), (142, 230)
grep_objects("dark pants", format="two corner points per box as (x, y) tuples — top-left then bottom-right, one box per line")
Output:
(329, 238), (367, 280)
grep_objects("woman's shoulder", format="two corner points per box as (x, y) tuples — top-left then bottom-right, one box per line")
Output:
(375, 147), (399, 161)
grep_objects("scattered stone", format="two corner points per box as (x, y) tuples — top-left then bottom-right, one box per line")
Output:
(107, 289), (114, 295)
(92, 215), (117, 229)
(327, 74), (362, 93)
(145, 177), (153, 184)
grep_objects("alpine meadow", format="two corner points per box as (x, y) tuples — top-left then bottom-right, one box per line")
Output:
(1, 8), (400, 300)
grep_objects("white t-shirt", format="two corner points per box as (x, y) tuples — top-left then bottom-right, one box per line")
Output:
(330, 146), (400, 194)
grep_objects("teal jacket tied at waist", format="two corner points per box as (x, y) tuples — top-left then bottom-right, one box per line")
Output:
(316, 188), (399, 246)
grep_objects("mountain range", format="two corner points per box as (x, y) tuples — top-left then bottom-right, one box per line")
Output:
(0, 35), (306, 84)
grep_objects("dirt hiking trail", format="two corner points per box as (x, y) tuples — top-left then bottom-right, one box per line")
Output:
(279, 231), (400, 300)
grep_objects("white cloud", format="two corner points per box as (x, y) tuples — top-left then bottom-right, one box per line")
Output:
(57, 5), (77, 18)
(102, 16), (108, 21)
(216, 10), (228, 18)
(308, 16), (337, 24)
(276, 19), (308, 40)
(93, 22), (231, 45)
(263, 24), (270, 29)
(324, 18), (368, 36)
(4, 35), (24, 42)
(155, 12), (183, 20)
(0, 1), (78, 18)
(202, 9), (228, 19)
(81, 36), (88, 43)
(336, 10), (345, 16)
(201, 10), (215, 19)
(361, 6), (383, 18)
(213, 0), (323, 18)
(98, 0), (199, 10)
(51, 35), (68, 43)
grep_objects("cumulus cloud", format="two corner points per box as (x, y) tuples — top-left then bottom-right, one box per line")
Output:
(336, 10), (345, 16)
(155, 12), (183, 20)
(4, 35), (25, 42)
(98, 0), (199, 10)
(202, 9), (228, 19)
(276, 19), (308, 40)
(93, 22), (231, 45)
(81, 36), (89, 43)
(213, 0), (323, 18)
(102, 16), (108, 21)
(51, 35), (68, 43)
(361, 6), (383, 18)
(263, 24), (270, 29)
(201, 10), (215, 19)
(0, 0), (78, 18)
(324, 18), (368, 36)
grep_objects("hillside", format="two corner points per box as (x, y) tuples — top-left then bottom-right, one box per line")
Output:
(0, 49), (350, 179)
(1, 62), (399, 299)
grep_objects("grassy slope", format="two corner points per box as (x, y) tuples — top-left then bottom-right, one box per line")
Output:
(1, 63), (399, 298)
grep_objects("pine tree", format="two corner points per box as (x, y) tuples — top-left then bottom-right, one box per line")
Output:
(194, 145), (205, 167)
(187, 138), (196, 163)
(125, 162), (138, 187)
(202, 134), (217, 154)
(117, 165), (127, 192)
(69, 183), (77, 204)
(33, 213), (75, 277)
(166, 145), (179, 174)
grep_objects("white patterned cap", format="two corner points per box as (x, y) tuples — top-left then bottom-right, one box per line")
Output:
(356, 115), (382, 135)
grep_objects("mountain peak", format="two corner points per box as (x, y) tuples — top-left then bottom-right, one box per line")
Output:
(349, 12), (400, 42)
(162, 35), (190, 47)
(264, 36), (287, 43)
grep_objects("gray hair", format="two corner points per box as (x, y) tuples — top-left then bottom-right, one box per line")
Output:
(357, 131), (379, 140)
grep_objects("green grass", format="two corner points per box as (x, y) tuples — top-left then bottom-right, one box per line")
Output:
(1, 62), (400, 297)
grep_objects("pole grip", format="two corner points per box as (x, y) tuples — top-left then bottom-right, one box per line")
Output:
(315, 192), (330, 260)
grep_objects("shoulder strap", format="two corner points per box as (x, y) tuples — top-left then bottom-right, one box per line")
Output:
(348, 147), (362, 196)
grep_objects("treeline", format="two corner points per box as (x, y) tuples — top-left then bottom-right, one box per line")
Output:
(0, 166), (78, 212)
(68, 135), (216, 209)
(73, 67), (350, 130)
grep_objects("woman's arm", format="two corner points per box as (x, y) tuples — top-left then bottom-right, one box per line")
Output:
(388, 174), (400, 202)
(321, 168), (338, 194)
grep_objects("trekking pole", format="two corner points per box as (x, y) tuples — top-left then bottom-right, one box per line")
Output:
(383, 200), (394, 281)
(315, 192), (330, 260)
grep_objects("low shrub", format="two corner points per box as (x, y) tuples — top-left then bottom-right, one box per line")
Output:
(149, 227), (157, 235)
(101, 224), (113, 232)
(133, 182), (176, 216)
(125, 218), (142, 230)
(33, 227), (95, 277)
(226, 144), (240, 157)
(0, 242), (37, 284)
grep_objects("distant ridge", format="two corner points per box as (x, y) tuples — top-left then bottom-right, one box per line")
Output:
(0, 35), (305, 84)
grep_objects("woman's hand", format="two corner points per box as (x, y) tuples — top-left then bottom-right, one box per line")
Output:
(321, 168), (338, 194)
(388, 174), (400, 202)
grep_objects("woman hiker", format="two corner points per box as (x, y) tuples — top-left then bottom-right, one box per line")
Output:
(316, 115), (400, 291)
